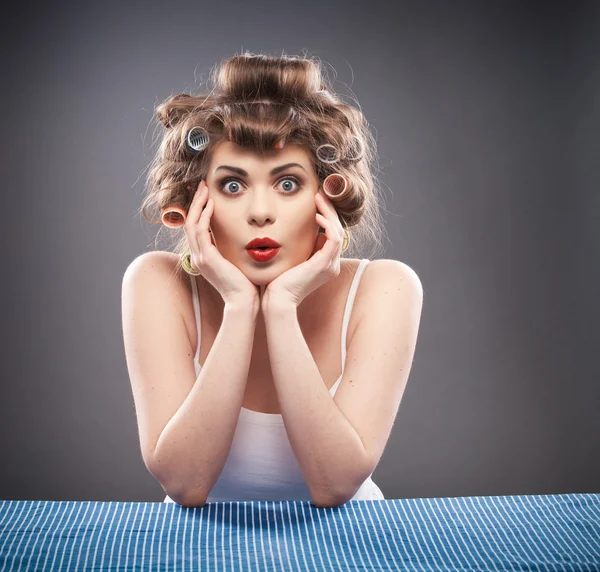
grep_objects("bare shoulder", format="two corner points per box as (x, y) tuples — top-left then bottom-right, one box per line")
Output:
(123, 251), (190, 312)
(352, 259), (423, 323)
(124, 250), (180, 277)
(361, 259), (422, 288)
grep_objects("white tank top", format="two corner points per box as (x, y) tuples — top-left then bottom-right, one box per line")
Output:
(164, 258), (384, 503)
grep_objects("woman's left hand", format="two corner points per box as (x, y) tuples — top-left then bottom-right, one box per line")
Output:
(261, 189), (345, 311)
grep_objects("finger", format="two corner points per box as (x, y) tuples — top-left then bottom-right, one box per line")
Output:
(315, 212), (342, 256)
(316, 192), (340, 226)
(196, 195), (215, 255)
(187, 179), (204, 209)
(315, 192), (344, 240)
(184, 182), (201, 228)
(315, 190), (338, 214)
(188, 197), (213, 271)
(186, 180), (209, 227)
(185, 181), (212, 264)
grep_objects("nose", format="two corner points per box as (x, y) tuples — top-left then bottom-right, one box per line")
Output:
(246, 186), (277, 226)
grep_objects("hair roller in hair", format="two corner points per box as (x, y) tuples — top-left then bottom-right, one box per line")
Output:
(346, 135), (364, 161)
(322, 173), (348, 198)
(185, 126), (210, 152)
(316, 143), (340, 164)
(161, 206), (186, 228)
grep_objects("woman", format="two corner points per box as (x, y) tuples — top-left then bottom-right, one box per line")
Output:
(121, 52), (423, 508)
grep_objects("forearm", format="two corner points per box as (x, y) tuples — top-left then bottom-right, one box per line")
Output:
(151, 301), (258, 505)
(264, 303), (369, 505)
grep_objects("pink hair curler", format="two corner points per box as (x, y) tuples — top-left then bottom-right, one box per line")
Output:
(161, 206), (186, 228)
(322, 173), (348, 198)
(161, 204), (216, 247)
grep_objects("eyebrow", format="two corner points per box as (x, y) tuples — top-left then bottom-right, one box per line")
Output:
(214, 162), (307, 177)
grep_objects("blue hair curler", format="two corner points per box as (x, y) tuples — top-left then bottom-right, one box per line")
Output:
(185, 126), (210, 152)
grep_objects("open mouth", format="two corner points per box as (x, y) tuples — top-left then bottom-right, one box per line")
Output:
(246, 245), (281, 262)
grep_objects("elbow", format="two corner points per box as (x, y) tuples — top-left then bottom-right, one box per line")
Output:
(311, 489), (354, 509)
(163, 485), (208, 508)
(310, 471), (366, 508)
(146, 458), (208, 508)
(310, 483), (353, 509)
(163, 483), (209, 508)
(177, 491), (208, 508)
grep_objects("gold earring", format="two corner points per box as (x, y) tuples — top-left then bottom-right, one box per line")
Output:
(319, 229), (349, 251)
(342, 230), (349, 252)
(181, 251), (201, 275)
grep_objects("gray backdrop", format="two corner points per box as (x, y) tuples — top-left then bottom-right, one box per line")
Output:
(2, 0), (598, 502)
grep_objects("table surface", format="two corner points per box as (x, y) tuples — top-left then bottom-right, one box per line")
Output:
(1, 493), (599, 571)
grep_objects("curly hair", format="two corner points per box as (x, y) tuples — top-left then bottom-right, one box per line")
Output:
(138, 51), (387, 274)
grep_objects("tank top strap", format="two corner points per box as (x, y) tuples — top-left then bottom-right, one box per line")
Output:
(189, 275), (202, 364)
(340, 259), (371, 367)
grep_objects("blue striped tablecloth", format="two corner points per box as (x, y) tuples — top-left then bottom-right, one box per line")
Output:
(1, 493), (598, 571)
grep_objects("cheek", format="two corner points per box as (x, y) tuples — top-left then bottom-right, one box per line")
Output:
(297, 213), (319, 237)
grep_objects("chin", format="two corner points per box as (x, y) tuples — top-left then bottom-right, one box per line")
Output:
(242, 256), (289, 285)
(245, 265), (282, 286)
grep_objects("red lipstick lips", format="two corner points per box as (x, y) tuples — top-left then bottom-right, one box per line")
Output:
(245, 237), (281, 262)
(245, 237), (281, 249)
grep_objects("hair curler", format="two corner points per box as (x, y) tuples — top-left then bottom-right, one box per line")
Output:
(160, 202), (215, 246)
(322, 173), (348, 198)
(161, 206), (187, 228)
(316, 143), (340, 164)
(346, 135), (364, 161)
(185, 126), (210, 152)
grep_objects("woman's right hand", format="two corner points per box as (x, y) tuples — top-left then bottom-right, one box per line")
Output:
(184, 179), (260, 310)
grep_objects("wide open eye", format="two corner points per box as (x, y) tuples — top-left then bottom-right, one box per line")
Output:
(219, 178), (242, 194)
(217, 175), (302, 196)
(277, 177), (301, 193)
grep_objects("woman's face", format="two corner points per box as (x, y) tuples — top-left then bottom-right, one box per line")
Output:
(205, 140), (323, 287)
